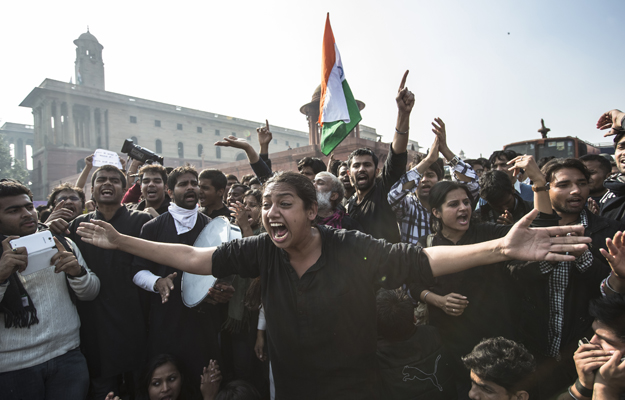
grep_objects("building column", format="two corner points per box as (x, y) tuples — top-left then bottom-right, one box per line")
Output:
(41, 100), (52, 146)
(32, 108), (42, 150)
(53, 101), (62, 145)
(88, 107), (97, 148)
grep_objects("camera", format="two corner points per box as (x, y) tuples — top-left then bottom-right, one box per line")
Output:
(121, 139), (164, 165)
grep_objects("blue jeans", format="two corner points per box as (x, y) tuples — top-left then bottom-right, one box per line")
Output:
(0, 348), (89, 400)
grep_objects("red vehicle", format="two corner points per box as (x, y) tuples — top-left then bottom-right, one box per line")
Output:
(503, 136), (600, 159)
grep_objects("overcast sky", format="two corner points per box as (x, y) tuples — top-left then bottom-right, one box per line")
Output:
(1, 0), (623, 158)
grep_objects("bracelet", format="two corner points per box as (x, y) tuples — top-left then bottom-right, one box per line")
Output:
(574, 378), (594, 398)
(568, 385), (581, 400)
(395, 128), (409, 135)
(604, 273), (624, 294)
(447, 156), (461, 167)
(422, 291), (431, 303)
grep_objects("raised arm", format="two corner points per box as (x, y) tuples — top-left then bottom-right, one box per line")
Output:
(393, 70), (414, 154)
(77, 220), (216, 275)
(215, 136), (260, 164)
(75, 154), (94, 190)
(507, 155), (551, 213)
(424, 209), (590, 277)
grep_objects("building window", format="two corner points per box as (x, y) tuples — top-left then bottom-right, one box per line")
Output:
(178, 142), (184, 158)
(236, 153), (247, 161)
(177, 123), (183, 131)
(296, 143), (300, 147)
(273, 139), (278, 144)
(198, 144), (203, 157)
(130, 116), (137, 123)
(155, 139), (162, 153)
(197, 127), (202, 133)
(216, 147), (221, 159)
(215, 129), (220, 136)
(232, 132), (237, 137)
(131, 136), (138, 145)
(285, 141), (289, 146)
(155, 120), (161, 127)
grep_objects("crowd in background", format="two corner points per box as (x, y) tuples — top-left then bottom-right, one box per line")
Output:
(1, 77), (625, 400)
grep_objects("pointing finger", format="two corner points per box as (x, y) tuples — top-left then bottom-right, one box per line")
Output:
(53, 237), (66, 253)
(398, 70), (409, 91)
(53, 199), (66, 211)
(265, 119), (269, 130)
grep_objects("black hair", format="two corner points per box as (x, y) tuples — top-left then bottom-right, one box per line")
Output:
(47, 183), (86, 209)
(347, 148), (379, 169)
(614, 131), (625, 148)
(240, 174), (255, 186)
(537, 156), (556, 170)
(229, 183), (250, 195)
(248, 177), (261, 187)
(199, 169), (228, 191)
(477, 157), (490, 170)
(430, 158), (445, 181)
(462, 337), (536, 394)
(243, 189), (262, 204)
(139, 164), (168, 185)
(0, 181), (33, 201)
(215, 380), (261, 400)
(297, 157), (327, 175)
(140, 354), (196, 400)
(428, 181), (473, 234)
(226, 174), (239, 182)
(589, 294), (625, 342)
(580, 154), (613, 176)
(91, 165), (127, 189)
(541, 158), (590, 183)
(167, 165), (198, 191)
(465, 159), (483, 169)
(376, 289), (415, 342)
(264, 171), (317, 212)
(479, 170), (515, 204)
(489, 150), (518, 165)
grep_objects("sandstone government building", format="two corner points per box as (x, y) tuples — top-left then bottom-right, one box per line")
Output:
(3, 30), (419, 200)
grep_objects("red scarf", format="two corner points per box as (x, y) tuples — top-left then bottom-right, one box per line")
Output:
(319, 208), (345, 229)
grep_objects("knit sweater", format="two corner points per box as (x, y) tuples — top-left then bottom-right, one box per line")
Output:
(0, 238), (99, 372)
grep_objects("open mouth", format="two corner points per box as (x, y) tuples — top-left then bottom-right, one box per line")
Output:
(146, 189), (159, 198)
(457, 214), (469, 226)
(270, 222), (288, 242)
(100, 189), (114, 197)
(356, 174), (369, 185)
(568, 198), (584, 207)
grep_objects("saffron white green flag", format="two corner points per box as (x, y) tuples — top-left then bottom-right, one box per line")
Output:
(318, 13), (362, 156)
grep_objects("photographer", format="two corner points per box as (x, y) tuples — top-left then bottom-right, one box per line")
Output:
(0, 180), (99, 400)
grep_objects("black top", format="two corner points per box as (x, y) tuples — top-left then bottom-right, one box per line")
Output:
(129, 195), (171, 216)
(600, 174), (625, 220)
(347, 145), (407, 243)
(202, 204), (232, 220)
(479, 193), (533, 224)
(416, 223), (516, 381)
(68, 206), (153, 378)
(212, 226), (433, 399)
(133, 212), (222, 388)
(376, 325), (457, 400)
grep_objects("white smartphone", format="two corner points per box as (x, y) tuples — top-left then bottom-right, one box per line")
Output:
(10, 231), (55, 254)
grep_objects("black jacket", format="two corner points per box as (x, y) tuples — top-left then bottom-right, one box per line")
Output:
(600, 174), (625, 221)
(509, 210), (624, 397)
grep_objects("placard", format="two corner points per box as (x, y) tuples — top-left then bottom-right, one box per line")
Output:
(92, 149), (123, 168)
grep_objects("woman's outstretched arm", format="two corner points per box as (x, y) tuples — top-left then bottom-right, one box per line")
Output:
(424, 209), (591, 277)
(77, 220), (216, 275)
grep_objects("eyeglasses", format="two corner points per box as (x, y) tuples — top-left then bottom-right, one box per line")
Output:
(56, 196), (81, 203)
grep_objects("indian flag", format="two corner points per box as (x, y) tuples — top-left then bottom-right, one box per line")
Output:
(318, 13), (362, 156)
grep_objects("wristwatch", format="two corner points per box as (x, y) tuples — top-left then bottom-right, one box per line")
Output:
(68, 266), (88, 279)
(532, 182), (550, 192)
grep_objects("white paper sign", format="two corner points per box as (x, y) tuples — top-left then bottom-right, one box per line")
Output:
(93, 149), (123, 168)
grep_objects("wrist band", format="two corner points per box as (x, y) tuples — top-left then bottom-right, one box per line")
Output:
(395, 128), (409, 135)
(422, 291), (431, 303)
(447, 156), (461, 167)
(574, 378), (593, 398)
(568, 385), (581, 400)
(605, 272), (625, 294)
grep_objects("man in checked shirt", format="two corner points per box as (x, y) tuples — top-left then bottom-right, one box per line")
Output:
(387, 118), (479, 244)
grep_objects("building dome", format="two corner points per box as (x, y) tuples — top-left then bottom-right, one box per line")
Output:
(76, 30), (99, 43)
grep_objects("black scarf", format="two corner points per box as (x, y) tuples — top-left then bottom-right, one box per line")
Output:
(0, 226), (74, 328)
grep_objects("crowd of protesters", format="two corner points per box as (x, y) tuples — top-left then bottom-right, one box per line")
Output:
(1, 73), (625, 400)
